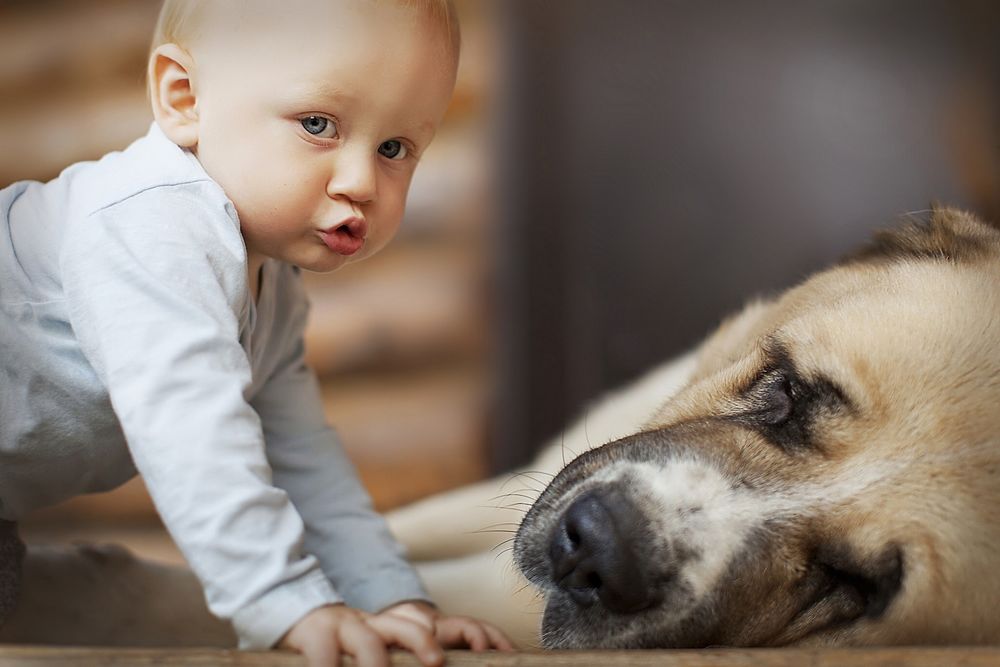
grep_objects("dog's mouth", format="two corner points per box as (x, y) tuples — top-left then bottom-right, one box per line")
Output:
(532, 533), (905, 649)
(513, 426), (908, 649)
(516, 464), (906, 649)
(769, 543), (904, 646)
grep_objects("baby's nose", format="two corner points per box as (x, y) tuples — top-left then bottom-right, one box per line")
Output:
(328, 152), (376, 203)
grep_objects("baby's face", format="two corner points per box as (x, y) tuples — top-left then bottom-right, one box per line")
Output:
(189, 0), (457, 272)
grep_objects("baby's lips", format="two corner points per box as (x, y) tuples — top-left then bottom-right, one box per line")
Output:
(318, 227), (364, 255)
(319, 216), (367, 255)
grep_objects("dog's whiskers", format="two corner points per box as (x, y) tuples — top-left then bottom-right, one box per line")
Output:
(519, 469), (555, 479)
(504, 471), (552, 489)
(493, 551), (513, 564)
(513, 581), (536, 597)
(491, 537), (516, 552)
(472, 521), (520, 531)
(486, 491), (539, 504)
(560, 435), (581, 468)
(492, 543), (516, 559)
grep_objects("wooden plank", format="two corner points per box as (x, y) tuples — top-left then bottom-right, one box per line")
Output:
(0, 86), (152, 188)
(303, 242), (488, 376)
(3, 646), (1000, 666)
(18, 523), (185, 568)
(0, 1), (156, 95)
(23, 478), (156, 524)
(321, 366), (490, 510)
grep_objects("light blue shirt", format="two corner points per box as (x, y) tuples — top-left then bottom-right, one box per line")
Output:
(0, 123), (428, 648)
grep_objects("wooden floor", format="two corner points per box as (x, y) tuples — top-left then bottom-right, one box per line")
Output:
(2, 647), (1000, 666)
(12, 524), (1000, 667)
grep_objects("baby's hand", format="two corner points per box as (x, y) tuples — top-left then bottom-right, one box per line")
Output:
(278, 603), (443, 667)
(379, 601), (515, 652)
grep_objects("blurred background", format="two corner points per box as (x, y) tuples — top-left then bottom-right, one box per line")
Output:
(2, 0), (997, 564)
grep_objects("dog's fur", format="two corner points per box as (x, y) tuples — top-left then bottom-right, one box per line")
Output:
(1, 208), (997, 651)
(390, 207), (1000, 649)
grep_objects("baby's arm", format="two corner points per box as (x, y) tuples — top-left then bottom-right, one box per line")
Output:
(251, 269), (429, 613)
(252, 271), (513, 663)
(60, 189), (341, 647)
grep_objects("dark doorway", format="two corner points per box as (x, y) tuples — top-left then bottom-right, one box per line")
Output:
(491, 0), (1000, 471)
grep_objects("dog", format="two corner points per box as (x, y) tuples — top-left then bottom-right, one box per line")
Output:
(388, 206), (1000, 649)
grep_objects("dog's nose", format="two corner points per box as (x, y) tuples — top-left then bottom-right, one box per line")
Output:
(548, 488), (658, 613)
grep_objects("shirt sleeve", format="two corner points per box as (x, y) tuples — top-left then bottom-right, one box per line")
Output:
(59, 184), (342, 649)
(253, 270), (431, 613)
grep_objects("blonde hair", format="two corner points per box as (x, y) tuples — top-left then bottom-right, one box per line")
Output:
(150, 1), (205, 53)
(150, 0), (461, 57)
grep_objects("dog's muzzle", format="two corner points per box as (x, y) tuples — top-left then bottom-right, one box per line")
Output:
(547, 486), (663, 613)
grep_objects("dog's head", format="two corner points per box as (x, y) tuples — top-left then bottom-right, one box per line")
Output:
(514, 208), (1000, 648)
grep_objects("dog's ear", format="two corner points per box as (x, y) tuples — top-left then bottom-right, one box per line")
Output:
(842, 205), (1000, 267)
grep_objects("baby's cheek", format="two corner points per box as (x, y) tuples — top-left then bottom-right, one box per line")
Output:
(375, 203), (407, 246)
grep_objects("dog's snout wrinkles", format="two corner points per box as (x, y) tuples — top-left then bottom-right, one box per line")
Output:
(548, 488), (658, 613)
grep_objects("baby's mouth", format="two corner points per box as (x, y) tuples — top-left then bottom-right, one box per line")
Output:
(319, 218), (367, 256)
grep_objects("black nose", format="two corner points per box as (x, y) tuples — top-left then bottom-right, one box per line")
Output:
(548, 488), (658, 613)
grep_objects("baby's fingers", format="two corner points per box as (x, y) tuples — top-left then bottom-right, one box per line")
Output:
(482, 623), (515, 651)
(292, 636), (343, 667)
(435, 617), (491, 651)
(436, 617), (515, 651)
(366, 614), (444, 667)
(339, 621), (391, 667)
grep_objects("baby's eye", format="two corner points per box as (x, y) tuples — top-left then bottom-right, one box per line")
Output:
(377, 139), (407, 160)
(301, 116), (337, 139)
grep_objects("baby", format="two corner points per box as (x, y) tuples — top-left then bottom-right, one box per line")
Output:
(0, 0), (511, 665)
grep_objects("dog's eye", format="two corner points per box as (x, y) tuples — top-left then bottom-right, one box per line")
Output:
(743, 369), (835, 453)
(757, 373), (795, 426)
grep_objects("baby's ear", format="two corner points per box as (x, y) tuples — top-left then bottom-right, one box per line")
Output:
(149, 44), (199, 148)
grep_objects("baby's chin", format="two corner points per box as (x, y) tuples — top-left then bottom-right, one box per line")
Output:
(297, 255), (352, 274)
(301, 246), (368, 274)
